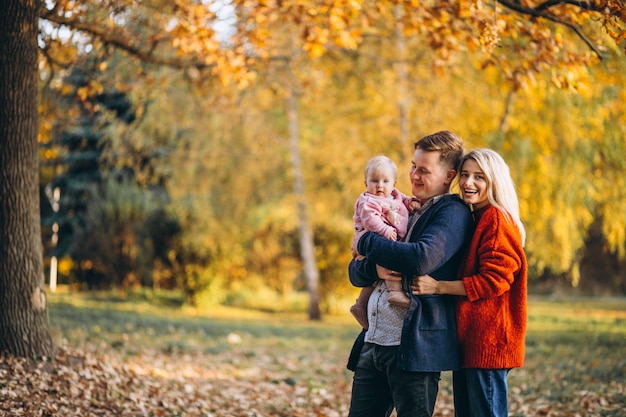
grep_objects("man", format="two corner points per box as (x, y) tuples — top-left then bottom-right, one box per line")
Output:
(347, 131), (475, 417)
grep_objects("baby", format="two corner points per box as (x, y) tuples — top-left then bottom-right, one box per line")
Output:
(350, 155), (420, 329)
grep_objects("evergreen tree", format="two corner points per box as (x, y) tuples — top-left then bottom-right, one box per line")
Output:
(41, 61), (135, 288)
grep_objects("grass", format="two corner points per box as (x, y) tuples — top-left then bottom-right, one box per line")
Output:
(510, 297), (626, 417)
(36, 292), (626, 416)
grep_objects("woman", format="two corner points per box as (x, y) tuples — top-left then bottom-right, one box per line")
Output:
(412, 148), (527, 417)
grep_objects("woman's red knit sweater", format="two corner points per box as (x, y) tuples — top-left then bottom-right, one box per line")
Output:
(457, 204), (527, 369)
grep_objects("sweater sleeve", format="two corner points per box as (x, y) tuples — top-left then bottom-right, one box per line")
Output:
(359, 200), (396, 239)
(463, 208), (524, 302)
(348, 256), (380, 288)
(357, 200), (473, 276)
(400, 192), (418, 209)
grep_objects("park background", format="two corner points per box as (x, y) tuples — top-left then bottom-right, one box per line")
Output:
(1, 1), (626, 416)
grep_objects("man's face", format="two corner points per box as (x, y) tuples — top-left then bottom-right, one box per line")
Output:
(409, 149), (454, 202)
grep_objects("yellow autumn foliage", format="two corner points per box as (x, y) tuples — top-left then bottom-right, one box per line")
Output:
(36, 0), (626, 303)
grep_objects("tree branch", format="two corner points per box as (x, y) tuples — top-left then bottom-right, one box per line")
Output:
(497, 0), (604, 59)
(39, 10), (213, 70)
(535, 0), (605, 14)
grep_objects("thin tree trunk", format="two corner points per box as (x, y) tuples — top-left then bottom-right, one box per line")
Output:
(395, 5), (410, 163)
(0, 0), (56, 358)
(286, 80), (321, 321)
(499, 87), (516, 133)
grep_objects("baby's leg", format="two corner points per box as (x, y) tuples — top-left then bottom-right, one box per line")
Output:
(350, 286), (374, 329)
(387, 280), (410, 308)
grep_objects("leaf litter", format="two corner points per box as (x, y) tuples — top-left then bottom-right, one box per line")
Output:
(1, 303), (625, 416)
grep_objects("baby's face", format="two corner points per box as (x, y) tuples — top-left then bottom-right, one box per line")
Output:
(365, 167), (396, 198)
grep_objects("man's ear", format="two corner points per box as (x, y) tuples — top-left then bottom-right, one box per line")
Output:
(445, 169), (456, 185)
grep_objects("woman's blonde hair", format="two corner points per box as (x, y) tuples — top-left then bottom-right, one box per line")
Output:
(462, 148), (526, 245)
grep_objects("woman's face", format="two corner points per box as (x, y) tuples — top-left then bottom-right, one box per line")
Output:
(459, 158), (489, 209)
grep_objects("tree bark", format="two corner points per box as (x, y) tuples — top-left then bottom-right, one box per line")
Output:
(286, 77), (321, 321)
(394, 5), (411, 164)
(0, 0), (56, 358)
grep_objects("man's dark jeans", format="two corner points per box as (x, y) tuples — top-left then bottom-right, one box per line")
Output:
(348, 342), (441, 417)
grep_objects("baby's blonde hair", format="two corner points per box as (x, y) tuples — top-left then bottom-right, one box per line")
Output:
(364, 155), (398, 181)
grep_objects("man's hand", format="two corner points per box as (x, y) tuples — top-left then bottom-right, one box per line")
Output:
(376, 264), (402, 282)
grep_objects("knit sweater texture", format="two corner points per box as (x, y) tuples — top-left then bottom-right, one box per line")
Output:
(353, 188), (412, 240)
(457, 204), (527, 369)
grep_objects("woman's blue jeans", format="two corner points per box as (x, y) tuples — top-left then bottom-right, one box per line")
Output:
(453, 368), (510, 417)
(348, 342), (441, 417)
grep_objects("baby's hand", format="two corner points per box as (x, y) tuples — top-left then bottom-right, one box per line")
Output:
(351, 230), (367, 258)
(389, 229), (397, 241)
(408, 199), (421, 213)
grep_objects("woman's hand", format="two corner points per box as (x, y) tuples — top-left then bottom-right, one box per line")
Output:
(411, 274), (439, 295)
(412, 276), (467, 296)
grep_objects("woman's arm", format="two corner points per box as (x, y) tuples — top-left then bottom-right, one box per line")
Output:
(412, 275), (466, 296)
(462, 210), (524, 302)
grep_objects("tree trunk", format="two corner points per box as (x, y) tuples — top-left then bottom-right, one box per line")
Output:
(287, 82), (321, 321)
(0, 0), (56, 358)
(394, 5), (410, 164)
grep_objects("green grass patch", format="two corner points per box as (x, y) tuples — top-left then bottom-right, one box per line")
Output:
(42, 292), (626, 416)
